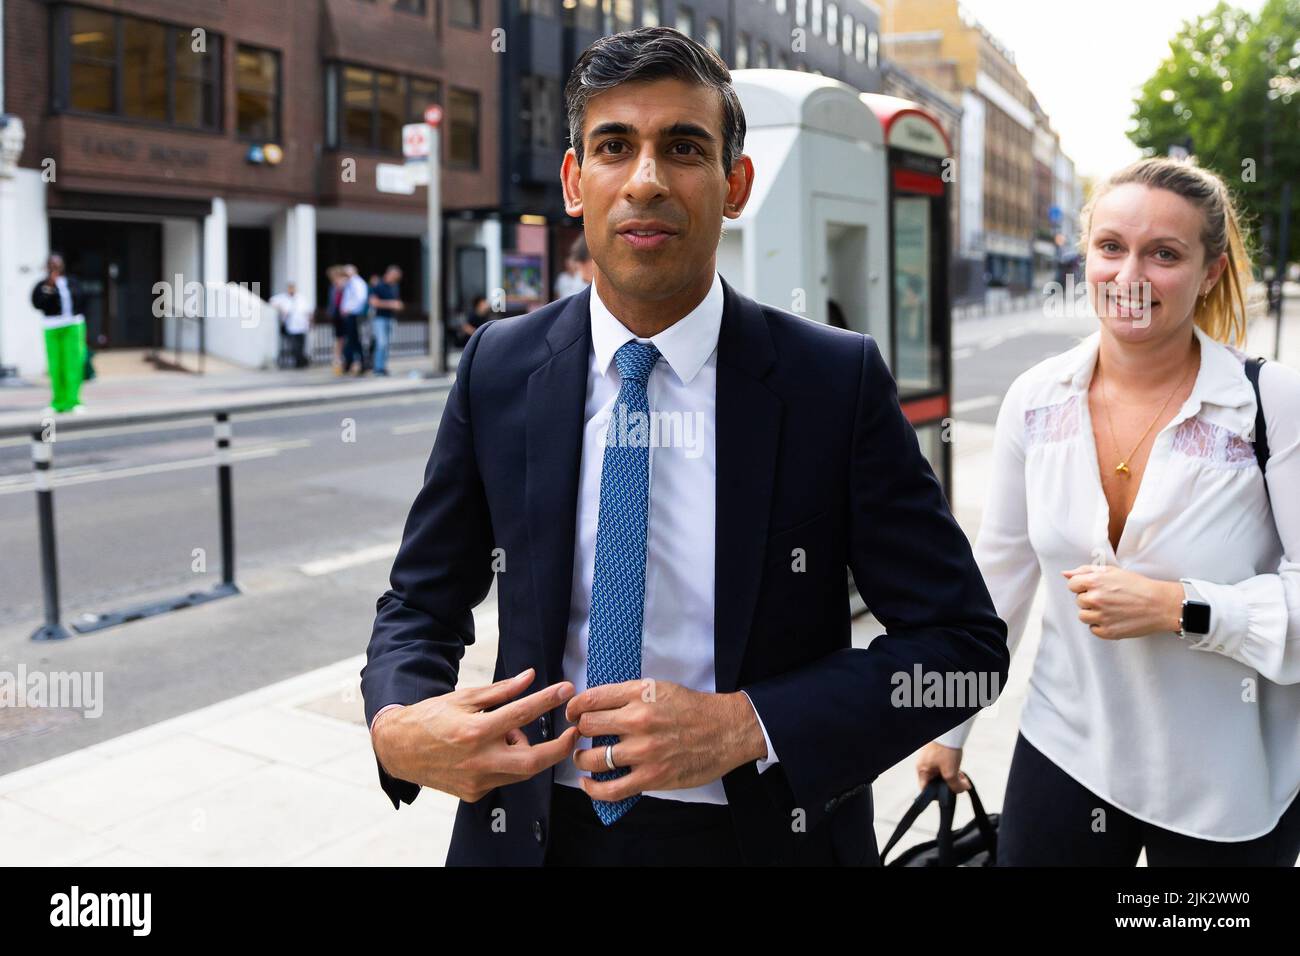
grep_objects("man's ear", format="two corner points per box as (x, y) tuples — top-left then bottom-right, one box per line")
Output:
(561, 148), (583, 218)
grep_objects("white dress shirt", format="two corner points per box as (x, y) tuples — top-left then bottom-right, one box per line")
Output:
(938, 323), (1300, 839)
(552, 269), (778, 804)
(269, 292), (312, 334)
(339, 275), (370, 316)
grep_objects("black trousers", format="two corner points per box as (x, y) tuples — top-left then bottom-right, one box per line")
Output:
(544, 781), (745, 866)
(998, 732), (1300, 866)
(341, 313), (365, 370)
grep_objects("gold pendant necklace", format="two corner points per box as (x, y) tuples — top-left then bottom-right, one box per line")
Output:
(1099, 357), (1196, 479)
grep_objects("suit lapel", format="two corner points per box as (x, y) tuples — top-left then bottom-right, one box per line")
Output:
(527, 287), (593, 687)
(713, 276), (782, 693)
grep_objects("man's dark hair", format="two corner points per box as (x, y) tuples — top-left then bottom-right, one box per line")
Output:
(564, 27), (746, 176)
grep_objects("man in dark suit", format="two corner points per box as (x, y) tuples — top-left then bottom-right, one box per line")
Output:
(362, 26), (1008, 866)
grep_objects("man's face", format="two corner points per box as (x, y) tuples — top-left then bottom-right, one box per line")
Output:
(561, 77), (752, 303)
(386, 267), (402, 283)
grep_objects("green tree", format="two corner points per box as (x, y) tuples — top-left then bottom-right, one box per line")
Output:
(1130, 0), (1300, 268)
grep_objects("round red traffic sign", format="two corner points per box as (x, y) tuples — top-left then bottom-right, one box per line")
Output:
(424, 105), (443, 127)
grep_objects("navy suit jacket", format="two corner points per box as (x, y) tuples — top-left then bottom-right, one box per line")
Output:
(361, 274), (1009, 865)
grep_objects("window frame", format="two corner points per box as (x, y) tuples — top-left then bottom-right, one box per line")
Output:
(328, 61), (444, 156)
(447, 85), (480, 170)
(53, 3), (222, 133)
(234, 42), (282, 143)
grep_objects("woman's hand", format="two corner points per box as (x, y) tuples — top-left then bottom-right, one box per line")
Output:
(916, 741), (969, 793)
(1062, 564), (1184, 640)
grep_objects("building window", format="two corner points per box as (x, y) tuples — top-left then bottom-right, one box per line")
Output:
(235, 45), (279, 140)
(451, 0), (479, 27)
(705, 18), (722, 55)
(735, 33), (749, 69)
(448, 87), (479, 168)
(854, 22), (865, 62)
(332, 63), (442, 153)
(394, 0), (429, 12)
(59, 6), (220, 130)
(121, 17), (167, 121)
(775, 0), (786, 13)
(867, 30), (878, 68)
(841, 14), (853, 55)
(811, 0), (822, 35)
(520, 74), (560, 150)
(756, 40), (771, 68)
(641, 0), (660, 27)
(675, 5), (694, 38)
(795, 0), (806, 26)
(826, 3), (837, 45)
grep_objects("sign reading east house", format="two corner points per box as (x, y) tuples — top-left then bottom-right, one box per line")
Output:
(377, 163), (415, 195)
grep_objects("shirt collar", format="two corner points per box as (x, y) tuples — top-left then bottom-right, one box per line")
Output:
(589, 270), (723, 386)
(1055, 323), (1256, 428)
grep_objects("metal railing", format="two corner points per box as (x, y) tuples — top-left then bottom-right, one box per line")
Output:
(1, 378), (452, 641)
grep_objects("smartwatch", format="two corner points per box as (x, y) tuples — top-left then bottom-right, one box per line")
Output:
(1178, 598), (1211, 638)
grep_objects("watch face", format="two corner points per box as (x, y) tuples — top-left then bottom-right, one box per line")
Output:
(1183, 600), (1211, 635)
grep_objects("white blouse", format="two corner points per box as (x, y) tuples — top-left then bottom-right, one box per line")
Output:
(938, 323), (1300, 840)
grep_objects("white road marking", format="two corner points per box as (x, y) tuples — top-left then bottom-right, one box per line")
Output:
(0, 389), (449, 448)
(0, 439), (311, 496)
(300, 543), (398, 577)
(391, 421), (437, 435)
(952, 395), (1002, 415)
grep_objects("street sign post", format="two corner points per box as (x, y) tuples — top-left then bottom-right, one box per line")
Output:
(423, 107), (443, 373)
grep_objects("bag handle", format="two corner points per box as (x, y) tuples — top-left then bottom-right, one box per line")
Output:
(1244, 357), (1270, 492)
(880, 775), (996, 866)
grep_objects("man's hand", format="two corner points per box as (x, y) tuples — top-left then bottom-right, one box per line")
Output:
(1062, 564), (1184, 640)
(371, 668), (579, 803)
(566, 680), (767, 802)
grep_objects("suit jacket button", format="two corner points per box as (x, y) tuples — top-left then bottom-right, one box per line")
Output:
(539, 714), (551, 739)
(533, 819), (545, 844)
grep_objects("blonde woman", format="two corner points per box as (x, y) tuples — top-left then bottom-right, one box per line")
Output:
(917, 157), (1300, 865)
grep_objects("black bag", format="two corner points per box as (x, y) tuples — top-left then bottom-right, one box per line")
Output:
(1244, 356), (1270, 497)
(880, 776), (999, 867)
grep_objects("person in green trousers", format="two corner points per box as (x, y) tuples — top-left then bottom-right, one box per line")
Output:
(29, 253), (87, 414)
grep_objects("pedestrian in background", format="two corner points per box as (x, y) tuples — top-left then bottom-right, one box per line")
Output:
(916, 156), (1300, 866)
(29, 252), (88, 414)
(553, 235), (592, 300)
(452, 294), (491, 349)
(365, 271), (382, 372)
(339, 264), (370, 376)
(326, 265), (348, 374)
(368, 265), (403, 377)
(270, 280), (312, 369)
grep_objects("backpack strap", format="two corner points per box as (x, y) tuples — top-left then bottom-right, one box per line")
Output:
(1244, 357), (1270, 491)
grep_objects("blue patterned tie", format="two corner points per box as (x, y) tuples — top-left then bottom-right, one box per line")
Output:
(587, 339), (661, 825)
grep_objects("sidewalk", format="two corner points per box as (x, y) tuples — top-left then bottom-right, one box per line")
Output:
(0, 349), (446, 433)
